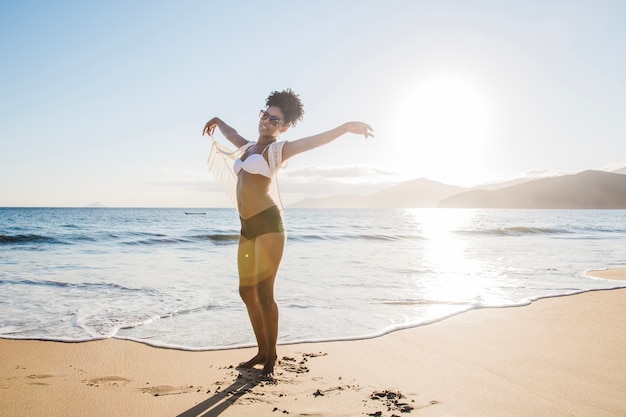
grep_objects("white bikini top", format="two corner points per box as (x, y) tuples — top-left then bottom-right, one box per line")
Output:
(207, 139), (287, 208)
(233, 145), (271, 178)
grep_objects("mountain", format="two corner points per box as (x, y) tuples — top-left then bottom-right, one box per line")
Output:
(85, 202), (107, 208)
(472, 176), (537, 191)
(438, 170), (626, 209)
(367, 178), (466, 208)
(613, 165), (626, 175)
(288, 194), (370, 209)
(289, 178), (466, 208)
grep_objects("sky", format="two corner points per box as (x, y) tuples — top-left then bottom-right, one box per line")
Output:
(1, 0), (625, 207)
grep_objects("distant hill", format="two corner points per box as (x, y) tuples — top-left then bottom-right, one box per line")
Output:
(85, 202), (107, 208)
(289, 178), (466, 208)
(289, 194), (370, 209)
(438, 170), (626, 209)
(613, 165), (626, 175)
(472, 176), (536, 191)
(367, 178), (466, 208)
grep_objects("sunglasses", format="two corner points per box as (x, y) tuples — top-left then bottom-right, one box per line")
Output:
(259, 109), (285, 126)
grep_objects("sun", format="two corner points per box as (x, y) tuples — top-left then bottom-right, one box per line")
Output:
(393, 75), (493, 185)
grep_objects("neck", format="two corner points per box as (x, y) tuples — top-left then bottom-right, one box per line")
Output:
(257, 136), (277, 145)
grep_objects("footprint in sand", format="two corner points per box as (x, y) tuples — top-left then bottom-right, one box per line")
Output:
(85, 376), (130, 388)
(140, 385), (196, 397)
(26, 374), (55, 386)
(369, 389), (440, 413)
(279, 353), (328, 374)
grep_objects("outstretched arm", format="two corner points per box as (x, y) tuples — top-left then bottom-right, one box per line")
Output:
(202, 117), (249, 148)
(282, 122), (374, 161)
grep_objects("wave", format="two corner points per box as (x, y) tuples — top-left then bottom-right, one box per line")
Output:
(0, 231), (241, 247)
(1, 226), (615, 248)
(68, 302), (229, 341)
(122, 237), (193, 245)
(379, 298), (478, 306)
(581, 225), (626, 234)
(117, 303), (225, 331)
(288, 233), (422, 242)
(191, 234), (240, 243)
(456, 226), (571, 236)
(122, 233), (240, 245)
(4, 286), (626, 351)
(457, 224), (626, 237)
(0, 277), (159, 295)
(0, 234), (64, 244)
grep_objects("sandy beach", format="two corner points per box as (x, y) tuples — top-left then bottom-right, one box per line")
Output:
(1, 269), (625, 417)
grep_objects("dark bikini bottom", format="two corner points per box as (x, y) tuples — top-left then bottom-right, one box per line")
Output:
(239, 206), (285, 240)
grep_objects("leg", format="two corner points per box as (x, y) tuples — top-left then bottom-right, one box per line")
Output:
(253, 232), (286, 377)
(238, 235), (268, 367)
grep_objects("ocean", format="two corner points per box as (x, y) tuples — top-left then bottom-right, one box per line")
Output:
(1, 207), (625, 350)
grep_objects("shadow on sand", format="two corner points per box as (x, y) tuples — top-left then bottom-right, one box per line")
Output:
(175, 369), (265, 417)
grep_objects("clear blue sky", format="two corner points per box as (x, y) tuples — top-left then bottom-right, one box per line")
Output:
(1, 0), (625, 207)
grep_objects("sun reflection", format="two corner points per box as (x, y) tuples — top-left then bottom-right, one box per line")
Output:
(405, 209), (491, 303)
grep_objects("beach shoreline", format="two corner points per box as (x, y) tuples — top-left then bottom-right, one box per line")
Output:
(1, 269), (625, 417)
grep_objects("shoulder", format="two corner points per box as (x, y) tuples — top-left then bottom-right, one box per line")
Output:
(268, 141), (288, 169)
(268, 141), (287, 160)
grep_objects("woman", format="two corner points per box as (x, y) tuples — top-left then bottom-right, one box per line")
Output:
(202, 89), (373, 378)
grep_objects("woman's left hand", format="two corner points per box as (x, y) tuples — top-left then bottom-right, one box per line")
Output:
(345, 122), (374, 139)
(202, 118), (220, 136)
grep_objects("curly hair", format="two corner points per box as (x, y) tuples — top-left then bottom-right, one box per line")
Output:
(265, 88), (305, 127)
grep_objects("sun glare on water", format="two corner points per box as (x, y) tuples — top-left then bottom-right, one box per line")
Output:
(394, 75), (493, 185)
(407, 209), (496, 304)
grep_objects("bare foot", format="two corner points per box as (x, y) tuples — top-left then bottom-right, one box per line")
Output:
(238, 353), (266, 369)
(261, 356), (277, 379)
